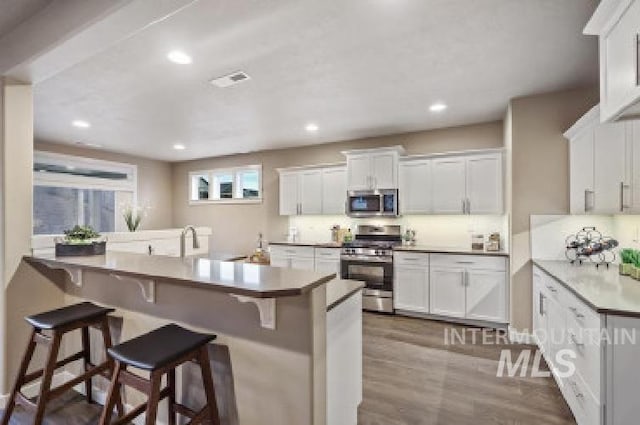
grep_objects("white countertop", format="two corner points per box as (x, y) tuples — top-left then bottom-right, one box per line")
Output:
(534, 260), (640, 317)
(25, 251), (335, 298)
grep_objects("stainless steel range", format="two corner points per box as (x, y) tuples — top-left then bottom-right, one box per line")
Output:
(340, 225), (401, 313)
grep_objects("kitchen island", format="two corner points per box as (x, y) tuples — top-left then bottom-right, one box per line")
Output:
(20, 252), (364, 425)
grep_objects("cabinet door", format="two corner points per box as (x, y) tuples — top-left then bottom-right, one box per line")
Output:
(322, 167), (347, 214)
(315, 259), (340, 276)
(545, 293), (565, 371)
(593, 122), (627, 213)
(466, 154), (502, 214)
(465, 270), (506, 323)
(370, 152), (397, 189)
(629, 122), (640, 212)
(532, 267), (545, 339)
(394, 265), (429, 313)
(279, 172), (299, 216)
(399, 160), (431, 214)
(347, 154), (371, 191)
(429, 267), (466, 318)
(601, 0), (640, 121)
(291, 257), (315, 271)
(569, 130), (595, 214)
(299, 170), (323, 215)
(431, 158), (466, 214)
(270, 255), (290, 268)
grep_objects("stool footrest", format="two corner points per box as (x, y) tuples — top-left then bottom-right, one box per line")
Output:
(23, 351), (85, 384)
(15, 391), (36, 411)
(47, 361), (111, 401)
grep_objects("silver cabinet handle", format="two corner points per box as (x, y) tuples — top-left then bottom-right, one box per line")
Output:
(456, 261), (474, 264)
(621, 182), (631, 211)
(569, 380), (584, 399)
(545, 285), (558, 293)
(462, 199), (466, 214)
(569, 306), (585, 319)
(466, 198), (471, 215)
(584, 189), (594, 212)
(636, 33), (640, 87)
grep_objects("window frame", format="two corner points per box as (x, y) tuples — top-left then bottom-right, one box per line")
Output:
(188, 164), (262, 205)
(33, 151), (138, 235)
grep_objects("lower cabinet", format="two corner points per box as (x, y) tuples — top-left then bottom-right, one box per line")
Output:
(269, 245), (316, 270)
(394, 252), (508, 325)
(315, 248), (341, 276)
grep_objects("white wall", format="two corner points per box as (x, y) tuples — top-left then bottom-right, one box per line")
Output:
(288, 215), (508, 250)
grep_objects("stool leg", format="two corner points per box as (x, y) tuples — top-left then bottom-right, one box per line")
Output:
(167, 369), (176, 425)
(33, 330), (62, 425)
(81, 326), (93, 404)
(100, 317), (124, 416)
(98, 360), (122, 425)
(198, 346), (220, 425)
(1, 329), (37, 425)
(144, 371), (162, 425)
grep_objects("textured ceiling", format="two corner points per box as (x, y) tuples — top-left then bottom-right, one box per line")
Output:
(0, 0), (51, 39)
(34, 0), (599, 161)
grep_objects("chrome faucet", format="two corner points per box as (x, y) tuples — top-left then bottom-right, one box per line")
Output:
(180, 225), (200, 258)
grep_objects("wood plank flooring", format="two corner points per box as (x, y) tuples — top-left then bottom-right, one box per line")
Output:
(358, 313), (577, 425)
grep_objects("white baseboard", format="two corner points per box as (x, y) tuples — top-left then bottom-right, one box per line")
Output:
(508, 327), (535, 345)
(0, 371), (157, 425)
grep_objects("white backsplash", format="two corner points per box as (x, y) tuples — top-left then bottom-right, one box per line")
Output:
(287, 214), (509, 250)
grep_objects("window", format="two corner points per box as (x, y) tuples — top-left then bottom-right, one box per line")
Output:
(189, 165), (262, 204)
(33, 151), (137, 235)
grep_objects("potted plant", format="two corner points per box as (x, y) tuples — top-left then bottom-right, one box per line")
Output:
(55, 225), (106, 257)
(631, 250), (640, 280)
(122, 205), (145, 232)
(620, 248), (635, 276)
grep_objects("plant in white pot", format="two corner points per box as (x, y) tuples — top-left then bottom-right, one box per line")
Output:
(122, 205), (146, 232)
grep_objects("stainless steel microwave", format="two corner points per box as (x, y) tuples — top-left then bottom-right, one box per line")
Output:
(346, 189), (399, 217)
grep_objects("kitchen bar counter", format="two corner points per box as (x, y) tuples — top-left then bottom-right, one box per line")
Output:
(533, 259), (640, 317)
(25, 251), (335, 298)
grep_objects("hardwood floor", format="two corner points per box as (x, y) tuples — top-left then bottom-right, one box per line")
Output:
(358, 313), (577, 425)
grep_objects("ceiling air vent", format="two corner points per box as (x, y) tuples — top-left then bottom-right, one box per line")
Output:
(210, 71), (251, 88)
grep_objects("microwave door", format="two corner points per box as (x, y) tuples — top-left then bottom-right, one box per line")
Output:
(348, 194), (382, 216)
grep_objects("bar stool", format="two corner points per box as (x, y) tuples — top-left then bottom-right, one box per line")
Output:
(1, 302), (123, 425)
(99, 323), (221, 425)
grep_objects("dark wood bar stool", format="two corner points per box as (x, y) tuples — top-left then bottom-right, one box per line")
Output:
(99, 324), (221, 425)
(1, 302), (123, 425)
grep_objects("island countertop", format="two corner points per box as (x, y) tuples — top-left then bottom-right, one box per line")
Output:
(533, 259), (640, 317)
(24, 251), (336, 298)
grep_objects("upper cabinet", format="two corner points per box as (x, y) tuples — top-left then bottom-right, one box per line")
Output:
(278, 165), (346, 216)
(399, 159), (432, 214)
(430, 152), (503, 215)
(585, 0), (640, 122)
(565, 105), (638, 214)
(343, 146), (404, 191)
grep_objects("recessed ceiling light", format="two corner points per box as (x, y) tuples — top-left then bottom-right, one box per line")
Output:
(305, 123), (319, 132)
(167, 50), (192, 65)
(173, 143), (186, 150)
(429, 103), (447, 112)
(72, 120), (90, 128)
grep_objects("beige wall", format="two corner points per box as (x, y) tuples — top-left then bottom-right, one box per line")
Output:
(508, 86), (599, 332)
(172, 121), (504, 254)
(35, 141), (173, 230)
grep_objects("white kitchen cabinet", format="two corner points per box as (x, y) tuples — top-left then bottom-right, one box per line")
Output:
(393, 252), (430, 313)
(429, 267), (466, 318)
(299, 170), (323, 215)
(585, 0), (640, 122)
(566, 105), (633, 215)
(399, 159), (432, 214)
(344, 147), (403, 190)
(569, 128), (595, 214)
(321, 167), (347, 214)
(431, 157), (466, 214)
(465, 269), (507, 322)
(314, 247), (341, 276)
(431, 153), (503, 215)
(269, 245), (315, 270)
(279, 171), (300, 216)
(466, 154), (503, 214)
(394, 265), (429, 313)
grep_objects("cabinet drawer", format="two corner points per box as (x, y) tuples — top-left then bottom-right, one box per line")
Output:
(429, 254), (506, 271)
(564, 372), (601, 425)
(270, 245), (315, 258)
(315, 247), (341, 260)
(566, 310), (602, 401)
(394, 252), (429, 267)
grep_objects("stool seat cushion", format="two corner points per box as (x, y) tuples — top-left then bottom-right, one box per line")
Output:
(25, 302), (115, 330)
(108, 324), (216, 371)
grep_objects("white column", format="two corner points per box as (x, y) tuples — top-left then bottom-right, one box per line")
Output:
(0, 79), (33, 393)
